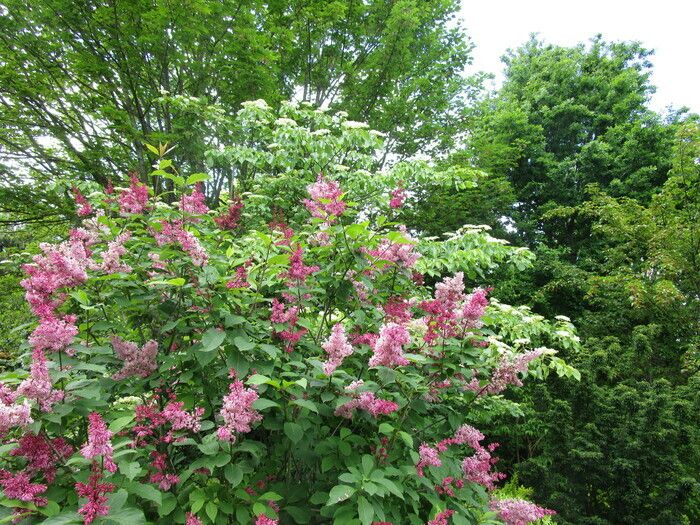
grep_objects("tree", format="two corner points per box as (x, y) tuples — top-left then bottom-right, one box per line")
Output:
(0, 0), (475, 228)
(467, 35), (678, 245)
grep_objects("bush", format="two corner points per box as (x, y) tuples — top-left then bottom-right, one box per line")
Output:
(0, 103), (578, 525)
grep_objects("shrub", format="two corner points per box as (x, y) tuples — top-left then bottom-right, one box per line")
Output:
(0, 104), (578, 525)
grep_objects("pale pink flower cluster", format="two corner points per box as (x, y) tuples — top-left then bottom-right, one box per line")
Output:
(217, 379), (262, 442)
(110, 336), (158, 380)
(162, 401), (204, 433)
(180, 184), (209, 217)
(17, 348), (64, 411)
(118, 175), (149, 214)
(186, 513), (203, 525)
(461, 288), (489, 328)
(21, 233), (94, 355)
(81, 412), (116, 473)
(154, 220), (208, 267)
(489, 499), (556, 525)
(362, 226), (420, 269)
(321, 324), (354, 375)
(416, 443), (442, 477)
(334, 391), (399, 419)
(461, 443), (505, 490)
(303, 175), (346, 221)
(435, 272), (467, 304)
(98, 232), (132, 274)
(368, 323), (410, 368)
(28, 315), (79, 354)
(465, 349), (546, 396)
(0, 396), (33, 437)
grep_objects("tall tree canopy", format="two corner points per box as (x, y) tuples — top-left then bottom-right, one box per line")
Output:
(0, 0), (473, 225)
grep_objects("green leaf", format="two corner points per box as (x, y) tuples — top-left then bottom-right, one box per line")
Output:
(378, 423), (393, 435)
(361, 455), (374, 475)
(293, 399), (318, 413)
(102, 507), (147, 525)
(206, 501), (218, 522)
(39, 513), (82, 525)
(326, 485), (356, 505)
(125, 482), (162, 506)
(109, 415), (135, 433)
(374, 478), (404, 500)
(252, 398), (279, 410)
(284, 422), (303, 444)
(118, 461), (142, 481)
(234, 335), (255, 352)
(224, 464), (243, 487)
(357, 496), (374, 525)
(187, 173), (211, 185)
(159, 494), (177, 517)
(285, 505), (311, 524)
(247, 374), (271, 386)
(201, 328), (226, 352)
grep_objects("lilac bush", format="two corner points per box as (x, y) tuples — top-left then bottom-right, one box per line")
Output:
(0, 104), (579, 525)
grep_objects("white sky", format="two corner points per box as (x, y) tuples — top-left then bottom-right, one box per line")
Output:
(459, 0), (700, 114)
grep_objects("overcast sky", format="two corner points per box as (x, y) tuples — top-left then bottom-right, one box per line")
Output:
(459, 0), (700, 114)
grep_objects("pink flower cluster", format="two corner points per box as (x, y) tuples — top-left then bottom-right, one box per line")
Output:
(427, 509), (455, 525)
(281, 246), (319, 284)
(180, 184), (209, 218)
(21, 233), (93, 355)
(75, 465), (115, 524)
(10, 433), (72, 483)
(132, 393), (203, 447)
(118, 174), (149, 215)
(16, 348), (64, 411)
(0, 395), (33, 437)
(335, 391), (399, 419)
(214, 196), (244, 230)
(489, 499), (556, 525)
(227, 262), (251, 289)
(419, 274), (489, 345)
(434, 476), (464, 497)
(368, 323), (410, 368)
(154, 220), (208, 267)
(382, 296), (412, 323)
(416, 443), (442, 477)
(415, 424), (505, 491)
(362, 226), (420, 270)
(72, 187), (93, 216)
(217, 377), (262, 442)
(110, 336), (158, 380)
(0, 469), (47, 506)
(303, 175), (346, 222)
(98, 232), (132, 274)
(389, 186), (406, 209)
(149, 451), (179, 490)
(270, 299), (307, 353)
(80, 412), (116, 473)
(186, 513), (203, 525)
(321, 324), (354, 375)
(465, 349), (546, 396)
